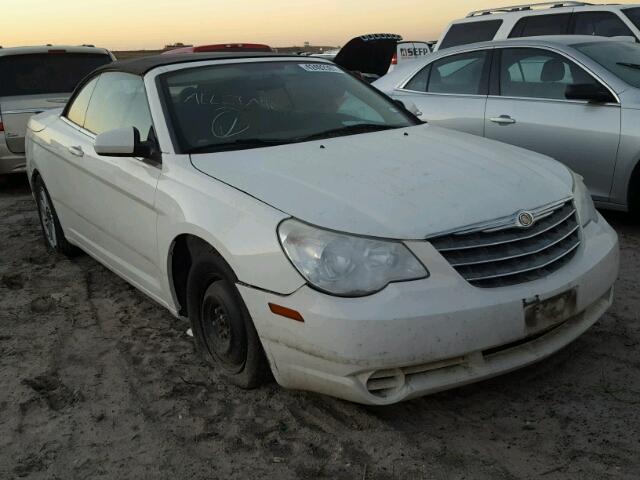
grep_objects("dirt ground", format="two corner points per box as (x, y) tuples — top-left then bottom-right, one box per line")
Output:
(1, 173), (638, 480)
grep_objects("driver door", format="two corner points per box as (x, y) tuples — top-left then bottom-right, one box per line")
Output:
(484, 47), (621, 202)
(59, 72), (163, 299)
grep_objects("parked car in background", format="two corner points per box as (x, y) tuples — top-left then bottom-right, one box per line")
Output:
(26, 52), (618, 405)
(0, 45), (114, 174)
(162, 43), (273, 54)
(375, 36), (640, 214)
(313, 34), (431, 80)
(434, 1), (640, 51)
(388, 40), (433, 72)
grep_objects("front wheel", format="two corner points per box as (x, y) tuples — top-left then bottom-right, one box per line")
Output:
(186, 250), (270, 388)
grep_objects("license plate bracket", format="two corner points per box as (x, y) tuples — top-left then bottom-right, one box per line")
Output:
(524, 289), (577, 333)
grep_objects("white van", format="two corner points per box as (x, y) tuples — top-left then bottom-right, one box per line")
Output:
(0, 45), (114, 174)
(434, 2), (640, 51)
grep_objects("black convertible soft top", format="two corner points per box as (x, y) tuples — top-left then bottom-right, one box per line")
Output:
(94, 52), (298, 76)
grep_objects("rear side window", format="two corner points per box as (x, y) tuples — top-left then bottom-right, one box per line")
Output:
(66, 77), (99, 126)
(404, 65), (432, 91)
(84, 72), (153, 141)
(426, 50), (490, 95)
(509, 13), (572, 38)
(440, 20), (503, 49)
(0, 53), (111, 97)
(573, 11), (634, 37)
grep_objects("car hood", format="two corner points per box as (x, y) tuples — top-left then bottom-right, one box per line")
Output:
(334, 34), (402, 78)
(190, 125), (573, 239)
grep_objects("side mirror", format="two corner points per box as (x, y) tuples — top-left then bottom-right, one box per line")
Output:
(394, 99), (423, 117)
(94, 127), (153, 158)
(565, 83), (615, 104)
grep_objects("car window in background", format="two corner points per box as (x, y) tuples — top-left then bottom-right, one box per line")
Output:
(575, 41), (640, 89)
(0, 53), (111, 97)
(160, 61), (417, 152)
(573, 11), (634, 37)
(66, 77), (99, 127)
(84, 72), (153, 141)
(623, 7), (640, 31)
(427, 50), (489, 95)
(508, 13), (572, 38)
(499, 48), (600, 100)
(404, 65), (432, 92)
(439, 20), (502, 49)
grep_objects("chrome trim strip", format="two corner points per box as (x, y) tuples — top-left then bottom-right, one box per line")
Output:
(428, 197), (572, 239)
(434, 207), (576, 252)
(466, 239), (581, 282)
(449, 223), (580, 267)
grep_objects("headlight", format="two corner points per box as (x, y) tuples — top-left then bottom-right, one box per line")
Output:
(572, 172), (598, 226)
(278, 219), (428, 297)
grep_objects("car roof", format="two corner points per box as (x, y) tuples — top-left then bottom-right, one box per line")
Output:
(439, 34), (628, 53)
(0, 45), (111, 57)
(461, 2), (640, 21)
(93, 52), (306, 76)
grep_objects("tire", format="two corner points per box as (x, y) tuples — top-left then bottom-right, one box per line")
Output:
(33, 176), (78, 256)
(186, 246), (270, 388)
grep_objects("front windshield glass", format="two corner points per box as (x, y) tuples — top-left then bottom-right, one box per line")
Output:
(574, 41), (640, 88)
(159, 61), (418, 153)
(623, 7), (640, 30)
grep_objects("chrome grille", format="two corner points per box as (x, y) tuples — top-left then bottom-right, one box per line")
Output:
(429, 199), (580, 288)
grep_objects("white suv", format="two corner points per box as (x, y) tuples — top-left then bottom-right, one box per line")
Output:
(435, 2), (640, 51)
(0, 45), (114, 174)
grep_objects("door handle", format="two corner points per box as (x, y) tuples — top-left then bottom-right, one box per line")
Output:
(68, 145), (84, 157)
(489, 115), (516, 125)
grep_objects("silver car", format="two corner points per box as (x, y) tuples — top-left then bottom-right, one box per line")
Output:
(374, 36), (640, 214)
(0, 45), (114, 175)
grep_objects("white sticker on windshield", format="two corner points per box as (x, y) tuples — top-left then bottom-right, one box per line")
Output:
(299, 63), (344, 73)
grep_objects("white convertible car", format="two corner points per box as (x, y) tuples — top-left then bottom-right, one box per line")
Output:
(26, 53), (619, 405)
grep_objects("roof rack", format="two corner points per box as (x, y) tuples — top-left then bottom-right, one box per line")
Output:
(467, 1), (592, 17)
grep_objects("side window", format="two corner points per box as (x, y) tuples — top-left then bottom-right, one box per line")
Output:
(573, 12), (634, 37)
(84, 72), (153, 141)
(508, 13), (572, 38)
(404, 65), (431, 92)
(66, 77), (98, 127)
(499, 48), (602, 100)
(439, 20), (503, 49)
(427, 50), (490, 95)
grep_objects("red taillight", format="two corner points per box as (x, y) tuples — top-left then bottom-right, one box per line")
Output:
(0, 121), (4, 132)
(391, 53), (398, 65)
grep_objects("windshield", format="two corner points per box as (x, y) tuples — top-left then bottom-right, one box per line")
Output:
(159, 61), (418, 153)
(623, 7), (640, 30)
(0, 53), (112, 97)
(574, 41), (640, 89)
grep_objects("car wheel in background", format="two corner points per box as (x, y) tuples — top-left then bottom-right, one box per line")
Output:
(186, 248), (270, 388)
(34, 176), (78, 256)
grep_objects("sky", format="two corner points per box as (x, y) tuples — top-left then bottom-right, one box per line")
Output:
(2, 0), (639, 50)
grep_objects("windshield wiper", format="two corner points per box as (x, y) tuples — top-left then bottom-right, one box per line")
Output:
(294, 123), (401, 142)
(186, 138), (293, 154)
(617, 62), (640, 70)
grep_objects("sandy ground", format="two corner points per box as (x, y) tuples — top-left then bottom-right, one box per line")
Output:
(1, 173), (639, 480)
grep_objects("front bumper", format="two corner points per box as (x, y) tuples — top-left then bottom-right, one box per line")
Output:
(239, 216), (619, 405)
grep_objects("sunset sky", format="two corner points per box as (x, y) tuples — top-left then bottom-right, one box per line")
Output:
(3, 0), (640, 50)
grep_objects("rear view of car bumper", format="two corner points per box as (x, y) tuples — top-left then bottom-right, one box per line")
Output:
(0, 138), (26, 174)
(239, 217), (619, 405)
